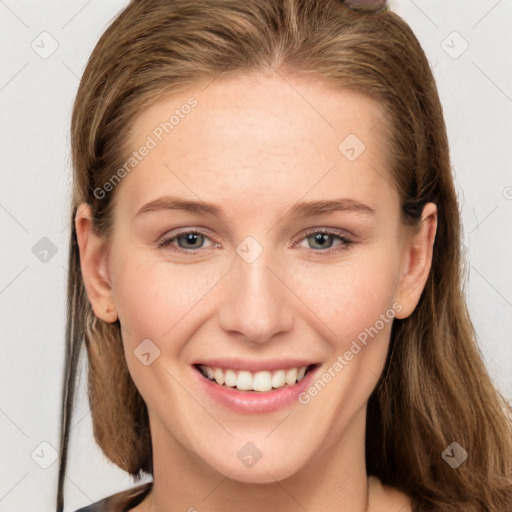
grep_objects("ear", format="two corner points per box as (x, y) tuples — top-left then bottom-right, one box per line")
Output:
(394, 202), (437, 319)
(75, 203), (118, 323)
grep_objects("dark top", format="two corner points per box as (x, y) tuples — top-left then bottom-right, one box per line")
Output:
(74, 482), (153, 512)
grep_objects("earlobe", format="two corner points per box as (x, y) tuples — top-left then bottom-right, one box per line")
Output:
(394, 202), (437, 319)
(75, 203), (118, 323)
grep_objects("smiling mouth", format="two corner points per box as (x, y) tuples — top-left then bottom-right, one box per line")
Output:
(194, 363), (317, 392)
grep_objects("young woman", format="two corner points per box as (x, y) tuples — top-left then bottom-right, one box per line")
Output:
(56, 0), (512, 511)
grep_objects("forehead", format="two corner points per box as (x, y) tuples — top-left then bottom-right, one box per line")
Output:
(115, 73), (397, 221)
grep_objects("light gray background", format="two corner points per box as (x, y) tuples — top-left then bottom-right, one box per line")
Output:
(0, 1), (511, 510)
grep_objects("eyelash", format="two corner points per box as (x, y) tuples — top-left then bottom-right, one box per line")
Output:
(157, 228), (354, 255)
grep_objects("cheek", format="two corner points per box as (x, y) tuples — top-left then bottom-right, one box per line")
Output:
(290, 248), (401, 347)
(289, 252), (401, 444)
(110, 254), (222, 418)
(110, 251), (222, 350)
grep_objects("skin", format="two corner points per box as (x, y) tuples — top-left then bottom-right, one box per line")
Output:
(75, 72), (437, 512)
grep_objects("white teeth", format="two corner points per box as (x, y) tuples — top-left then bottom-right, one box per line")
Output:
(253, 371), (272, 392)
(224, 369), (237, 387)
(213, 368), (225, 385)
(236, 371), (253, 391)
(198, 365), (310, 392)
(285, 368), (297, 385)
(271, 370), (286, 388)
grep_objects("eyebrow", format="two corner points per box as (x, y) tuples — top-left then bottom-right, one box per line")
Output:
(134, 195), (376, 220)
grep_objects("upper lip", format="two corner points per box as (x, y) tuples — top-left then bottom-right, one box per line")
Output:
(191, 358), (319, 372)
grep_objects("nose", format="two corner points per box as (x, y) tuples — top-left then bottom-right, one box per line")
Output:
(217, 247), (294, 345)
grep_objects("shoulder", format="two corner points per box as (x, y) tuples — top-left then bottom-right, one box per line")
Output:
(368, 476), (414, 512)
(73, 482), (153, 512)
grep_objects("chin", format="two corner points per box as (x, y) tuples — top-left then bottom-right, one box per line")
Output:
(198, 440), (309, 484)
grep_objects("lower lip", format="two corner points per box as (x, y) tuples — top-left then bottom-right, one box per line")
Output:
(193, 365), (319, 414)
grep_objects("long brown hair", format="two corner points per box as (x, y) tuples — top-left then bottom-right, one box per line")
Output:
(56, 1), (512, 510)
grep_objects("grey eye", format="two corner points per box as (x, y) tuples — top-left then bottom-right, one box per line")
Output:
(176, 232), (205, 249)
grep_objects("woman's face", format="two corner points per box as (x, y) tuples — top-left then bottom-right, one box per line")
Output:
(78, 73), (436, 484)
